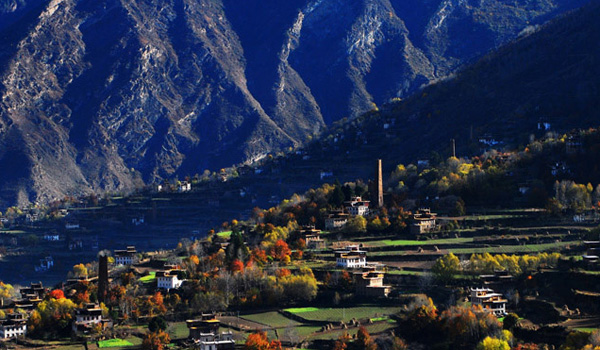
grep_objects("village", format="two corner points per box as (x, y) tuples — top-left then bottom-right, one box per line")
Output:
(1, 127), (600, 349)
(0, 150), (599, 350)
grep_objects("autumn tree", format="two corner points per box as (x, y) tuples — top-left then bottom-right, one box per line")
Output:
(0, 282), (15, 307)
(48, 289), (65, 300)
(431, 253), (461, 283)
(231, 259), (245, 273)
(72, 263), (88, 278)
(333, 332), (351, 350)
(269, 240), (292, 263)
(245, 331), (282, 350)
(352, 326), (378, 350)
(476, 337), (510, 350)
(344, 216), (367, 234)
(279, 270), (318, 303)
(142, 330), (171, 350)
(28, 297), (77, 338)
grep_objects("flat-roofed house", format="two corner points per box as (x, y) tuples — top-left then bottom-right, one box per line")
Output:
(354, 266), (391, 298)
(470, 288), (507, 316)
(335, 245), (367, 268)
(114, 246), (138, 265)
(410, 208), (437, 234)
(344, 197), (370, 217)
(156, 270), (183, 290)
(72, 303), (112, 333)
(0, 313), (27, 339)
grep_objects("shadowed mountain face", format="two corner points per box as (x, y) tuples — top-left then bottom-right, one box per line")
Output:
(0, 0), (589, 207)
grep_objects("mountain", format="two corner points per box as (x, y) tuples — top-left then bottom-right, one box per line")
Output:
(0, 0), (590, 207)
(278, 0), (600, 186)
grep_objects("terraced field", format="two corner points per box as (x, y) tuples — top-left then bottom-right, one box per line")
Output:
(284, 306), (403, 323)
(241, 311), (301, 328)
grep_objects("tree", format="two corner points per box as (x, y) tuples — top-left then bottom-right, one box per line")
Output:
(333, 332), (351, 350)
(231, 259), (245, 273)
(392, 337), (408, 350)
(280, 273), (318, 303)
(503, 313), (519, 330)
(142, 330), (171, 350)
(245, 331), (282, 350)
(330, 185), (345, 208)
(269, 240), (291, 263)
(476, 337), (509, 350)
(73, 263), (88, 278)
(353, 326), (378, 350)
(431, 253), (461, 283)
(345, 216), (367, 234)
(148, 316), (167, 332)
(48, 289), (65, 300)
(0, 282), (14, 307)
(28, 297), (76, 338)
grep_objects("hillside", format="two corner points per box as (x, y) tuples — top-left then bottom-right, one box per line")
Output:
(284, 0), (600, 184)
(0, 0), (589, 208)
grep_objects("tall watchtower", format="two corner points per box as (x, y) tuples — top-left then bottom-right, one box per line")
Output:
(373, 159), (384, 208)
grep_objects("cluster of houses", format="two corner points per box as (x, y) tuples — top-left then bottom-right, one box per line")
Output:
(0, 245), (186, 340)
(333, 244), (391, 298)
(0, 282), (112, 339)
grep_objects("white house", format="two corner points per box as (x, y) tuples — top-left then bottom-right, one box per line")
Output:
(114, 246), (138, 265)
(0, 314), (27, 339)
(325, 213), (349, 230)
(193, 331), (235, 350)
(344, 197), (370, 217)
(72, 303), (111, 333)
(335, 245), (367, 268)
(156, 270), (183, 290)
(470, 287), (507, 316)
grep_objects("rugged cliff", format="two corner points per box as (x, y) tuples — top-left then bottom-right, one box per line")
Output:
(0, 0), (589, 207)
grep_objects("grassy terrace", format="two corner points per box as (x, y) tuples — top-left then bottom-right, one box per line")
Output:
(308, 322), (396, 340)
(241, 312), (302, 328)
(365, 241), (577, 256)
(283, 306), (403, 323)
(367, 237), (474, 247)
(97, 339), (134, 348)
(140, 271), (156, 283)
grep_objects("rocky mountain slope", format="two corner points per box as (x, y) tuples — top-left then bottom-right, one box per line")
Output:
(0, 0), (590, 207)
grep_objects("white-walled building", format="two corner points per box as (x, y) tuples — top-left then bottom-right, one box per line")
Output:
(72, 303), (111, 333)
(194, 331), (235, 350)
(335, 245), (367, 268)
(470, 287), (507, 316)
(157, 270), (183, 290)
(325, 213), (349, 230)
(114, 246), (138, 265)
(0, 314), (27, 339)
(344, 197), (370, 216)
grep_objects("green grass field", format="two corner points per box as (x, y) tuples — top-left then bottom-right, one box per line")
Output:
(387, 270), (424, 276)
(241, 312), (301, 328)
(284, 306), (402, 322)
(169, 321), (189, 339)
(98, 339), (134, 348)
(284, 307), (320, 313)
(140, 271), (156, 283)
(374, 237), (473, 247)
(369, 241), (577, 256)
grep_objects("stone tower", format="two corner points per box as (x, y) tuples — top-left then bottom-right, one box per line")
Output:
(98, 254), (108, 303)
(373, 159), (384, 208)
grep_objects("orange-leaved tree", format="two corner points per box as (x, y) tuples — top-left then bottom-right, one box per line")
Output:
(141, 329), (171, 350)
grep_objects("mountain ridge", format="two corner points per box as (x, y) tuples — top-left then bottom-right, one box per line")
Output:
(0, 0), (590, 207)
